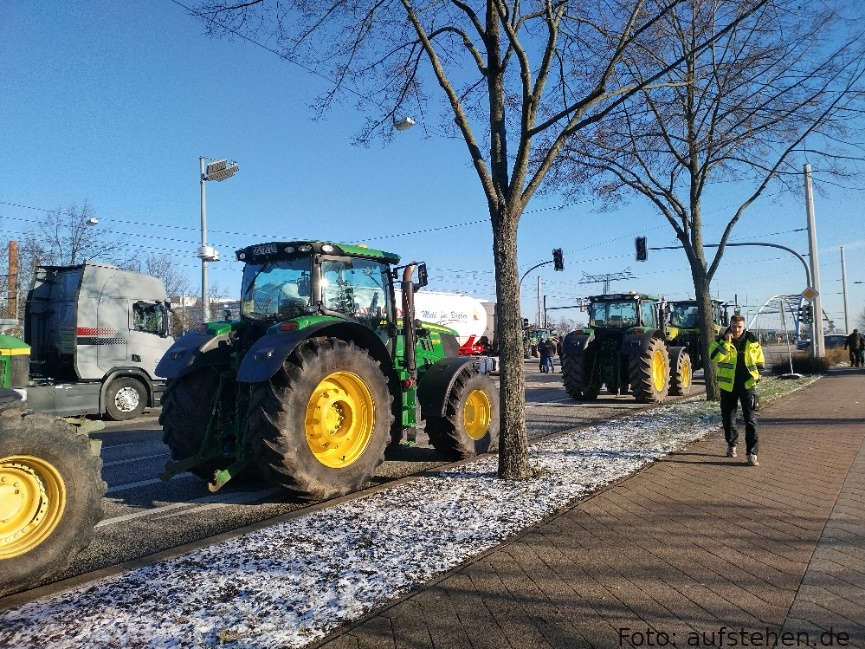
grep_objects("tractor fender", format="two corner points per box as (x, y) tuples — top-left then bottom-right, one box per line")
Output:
(563, 331), (594, 355)
(417, 357), (477, 419)
(621, 331), (663, 360)
(236, 321), (393, 384)
(155, 330), (235, 380)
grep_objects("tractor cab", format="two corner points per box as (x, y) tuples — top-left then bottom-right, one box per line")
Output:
(238, 241), (399, 334)
(585, 293), (661, 332)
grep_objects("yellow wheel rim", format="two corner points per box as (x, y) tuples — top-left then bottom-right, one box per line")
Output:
(681, 360), (692, 388)
(305, 371), (375, 468)
(651, 350), (667, 392)
(0, 456), (66, 559)
(463, 389), (492, 441)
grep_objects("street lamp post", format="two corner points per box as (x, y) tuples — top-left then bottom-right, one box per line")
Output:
(199, 156), (239, 322)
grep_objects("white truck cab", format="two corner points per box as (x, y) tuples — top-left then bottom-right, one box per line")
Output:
(22, 262), (174, 419)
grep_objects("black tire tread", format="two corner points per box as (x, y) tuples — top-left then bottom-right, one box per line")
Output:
(159, 368), (223, 480)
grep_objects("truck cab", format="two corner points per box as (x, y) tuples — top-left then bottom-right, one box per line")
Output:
(21, 262), (173, 419)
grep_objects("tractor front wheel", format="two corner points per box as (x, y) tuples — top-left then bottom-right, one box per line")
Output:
(668, 346), (693, 396)
(0, 409), (105, 595)
(425, 371), (499, 460)
(160, 368), (224, 481)
(249, 339), (392, 501)
(629, 337), (670, 403)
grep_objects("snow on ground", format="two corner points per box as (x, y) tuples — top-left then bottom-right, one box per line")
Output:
(1, 377), (818, 649)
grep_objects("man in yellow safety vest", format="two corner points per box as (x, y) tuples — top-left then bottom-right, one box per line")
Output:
(709, 314), (765, 466)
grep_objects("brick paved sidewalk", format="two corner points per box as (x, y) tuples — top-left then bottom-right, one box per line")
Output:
(315, 370), (865, 649)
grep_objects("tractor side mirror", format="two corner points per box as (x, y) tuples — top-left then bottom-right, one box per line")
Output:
(414, 263), (428, 290)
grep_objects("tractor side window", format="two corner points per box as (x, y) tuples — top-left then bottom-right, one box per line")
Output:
(320, 258), (389, 330)
(640, 302), (657, 328)
(133, 301), (167, 335)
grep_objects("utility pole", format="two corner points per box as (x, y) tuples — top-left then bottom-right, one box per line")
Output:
(536, 276), (542, 327)
(804, 163), (824, 358)
(840, 246), (849, 333)
(8, 241), (18, 322)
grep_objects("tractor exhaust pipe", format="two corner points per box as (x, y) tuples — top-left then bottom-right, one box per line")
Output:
(401, 264), (417, 380)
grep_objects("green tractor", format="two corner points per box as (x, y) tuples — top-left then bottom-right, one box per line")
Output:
(667, 299), (728, 372)
(156, 241), (499, 500)
(560, 293), (693, 402)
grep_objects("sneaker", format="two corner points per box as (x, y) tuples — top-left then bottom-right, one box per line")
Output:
(726, 445), (737, 458)
(747, 454), (759, 466)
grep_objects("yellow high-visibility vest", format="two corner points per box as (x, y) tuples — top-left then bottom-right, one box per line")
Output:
(709, 335), (764, 391)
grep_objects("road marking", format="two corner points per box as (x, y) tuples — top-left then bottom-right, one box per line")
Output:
(105, 474), (187, 494)
(102, 452), (169, 468)
(97, 487), (283, 527)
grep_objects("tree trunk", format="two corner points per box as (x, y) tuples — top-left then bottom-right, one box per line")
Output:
(693, 272), (720, 400)
(492, 210), (533, 480)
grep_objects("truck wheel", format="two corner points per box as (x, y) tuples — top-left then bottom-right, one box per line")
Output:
(249, 339), (392, 501)
(668, 346), (692, 396)
(629, 337), (670, 403)
(160, 368), (223, 481)
(425, 371), (500, 460)
(105, 377), (146, 421)
(0, 409), (105, 595)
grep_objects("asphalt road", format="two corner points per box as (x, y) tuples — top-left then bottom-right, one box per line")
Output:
(6, 355), (722, 602)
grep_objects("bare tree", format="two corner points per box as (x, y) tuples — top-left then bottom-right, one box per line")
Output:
(4, 202), (125, 322)
(553, 0), (865, 398)
(190, 0), (770, 478)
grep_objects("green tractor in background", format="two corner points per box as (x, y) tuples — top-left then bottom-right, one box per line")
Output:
(156, 241), (499, 501)
(666, 299), (729, 372)
(560, 293), (693, 402)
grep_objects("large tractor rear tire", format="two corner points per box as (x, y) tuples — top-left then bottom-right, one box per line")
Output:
(426, 371), (499, 460)
(629, 337), (670, 403)
(0, 409), (105, 595)
(668, 346), (693, 396)
(160, 368), (224, 481)
(249, 339), (392, 501)
(561, 336), (599, 400)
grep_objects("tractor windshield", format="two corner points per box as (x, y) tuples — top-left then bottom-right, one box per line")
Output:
(589, 301), (638, 328)
(670, 304), (700, 328)
(240, 258), (312, 321)
(320, 258), (391, 329)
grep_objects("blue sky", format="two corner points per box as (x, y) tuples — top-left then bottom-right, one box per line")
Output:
(2, 1), (863, 332)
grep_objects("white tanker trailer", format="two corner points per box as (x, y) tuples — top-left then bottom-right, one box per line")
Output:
(395, 290), (491, 344)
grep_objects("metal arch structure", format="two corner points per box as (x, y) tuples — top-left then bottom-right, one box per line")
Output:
(748, 294), (804, 339)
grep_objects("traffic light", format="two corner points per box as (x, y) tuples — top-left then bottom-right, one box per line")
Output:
(522, 317), (529, 328)
(552, 248), (564, 271)
(635, 236), (647, 261)
(800, 304), (813, 324)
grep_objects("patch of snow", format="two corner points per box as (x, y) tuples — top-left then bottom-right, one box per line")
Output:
(0, 380), (815, 649)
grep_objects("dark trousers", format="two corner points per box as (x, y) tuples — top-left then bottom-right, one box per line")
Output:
(721, 388), (759, 454)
